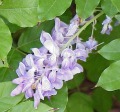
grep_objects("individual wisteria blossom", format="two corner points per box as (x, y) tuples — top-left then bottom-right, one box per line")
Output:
(84, 37), (98, 51)
(66, 14), (80, 36)
(101, 15), (112, 35)
(11, 14), (98, 109)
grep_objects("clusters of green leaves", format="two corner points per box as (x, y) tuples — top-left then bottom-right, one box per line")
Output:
(97, 38), (120, 91)
(0, 0), (120, 112)
(96, 0), (120, 92)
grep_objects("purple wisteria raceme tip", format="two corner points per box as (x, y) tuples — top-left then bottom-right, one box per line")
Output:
(101, 15), (112, 35)
(11, 14), (98, 109)
(84, 37), (98, 51)
(11, 48), (60, 109)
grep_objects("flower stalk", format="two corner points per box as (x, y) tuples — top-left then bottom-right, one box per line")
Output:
(62, 11), (104, 50)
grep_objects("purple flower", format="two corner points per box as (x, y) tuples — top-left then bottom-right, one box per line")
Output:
(52, 18), (68, 46)
(60, 48), (83, 81)
(66, 15), (80, 36)
(52, 15), (81, 46)
(84, 37), (98, 50)
(74, 38), (88, 61)
(101, 15), (112, 35)
(11, 15), (98, 109)
(74, 49), (88, 61)
(11, 48), (60, 109)
(57, 63), (83, 81)
(40, 31), (59, 56)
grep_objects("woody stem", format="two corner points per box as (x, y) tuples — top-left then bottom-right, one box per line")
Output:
(62, 11), (104, 50)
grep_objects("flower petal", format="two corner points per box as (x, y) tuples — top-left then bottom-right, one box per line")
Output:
(34, 90), (40, 109)
(62, 58), (70, 69)
(49, 70), (56, 82)
(44, 40), (59, 55)
(25, 88), (33, 99)
(42, 76), (52, 91)
(71, 64), (83, 75)
(85, 37), (98, 50)
(48, 55), (57, 66)
(37, 83), (44, 100)
(22, 78), (34, 92)
(40, 31), (52, 44)
(32, 48), (41, 57)
(61, 69), (73, 81)
(18, 62), (25, 75)
(12, 77), (24, 84)
(55, 18), (61, 31)
(44, 89), (57, 97)
(36, 58), (44, 68)
(11, 84), (23, 96)
(25, 54), (34, 67)
(53, 79), (63, 89)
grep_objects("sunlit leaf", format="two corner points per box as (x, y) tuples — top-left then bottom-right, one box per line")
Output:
(0, 81), (24, 112)
(101, 0), (118, 17)
(38, 0), (72, 21)
(0, 18), (12, 61)
(10, 100), (53, 112)
(98, 39), (120, 60)
(0, 0), (38, 27)
(97, 60), (120, 91)
(75, 0), (100, 20)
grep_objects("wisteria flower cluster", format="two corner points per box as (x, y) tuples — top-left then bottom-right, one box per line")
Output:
(11, 15), (98, 109)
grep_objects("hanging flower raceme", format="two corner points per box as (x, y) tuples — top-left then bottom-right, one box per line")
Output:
(101, 15), (112, 35)
(11, 15), (98, 109)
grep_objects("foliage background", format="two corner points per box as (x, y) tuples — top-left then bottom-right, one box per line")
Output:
(0, 0), (120, 112)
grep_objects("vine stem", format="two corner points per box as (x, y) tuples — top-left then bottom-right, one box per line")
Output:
(61, 11), (104, 50)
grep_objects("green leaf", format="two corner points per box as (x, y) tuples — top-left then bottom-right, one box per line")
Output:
(43, 84), (68, 112)
(59, 9), (72, 24)
(98, 38), (120, 60)
(111, 0), (120, 11)
(0, 48), (24, 82)
(38, 0), (72, 21)
(0, 18), (12, 61)
(0, 0), (2, 5)
(0, 59), (8, 68)
(75, 0), (100, 20)
(92, 88), (112, 112)
(0, 0), (38, 27)
(1, 17), (21, 33)
(97, 60), (120, 91)
(115, 14), (120, 22)
(101, 0), (118, 17)
(67, 73), (85, 89)
(10, 100), (53, 112)
(18, 21), (54, 53)
(66, 92), (94, 112)
(81, 54), (110, 82)
(6, 23), (21, 33)
(0, 81), (24, 112)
